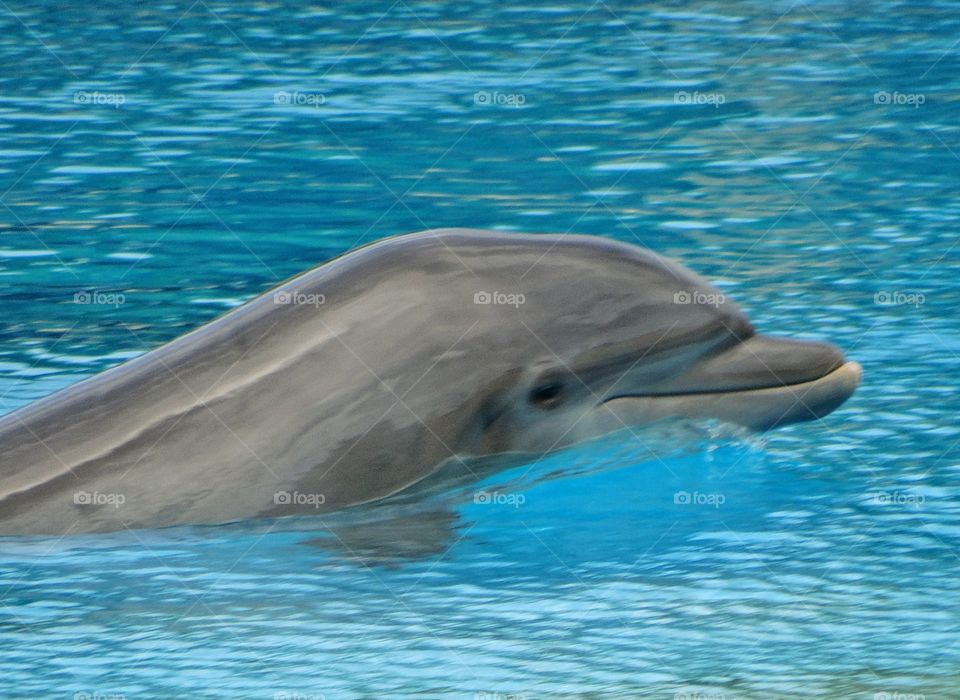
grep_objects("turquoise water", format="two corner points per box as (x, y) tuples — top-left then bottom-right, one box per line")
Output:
(1, 0), (959, 697)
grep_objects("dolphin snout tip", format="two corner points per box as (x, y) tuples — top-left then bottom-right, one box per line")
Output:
(832, 359), (863, 395)
(754, 357), (862, 430)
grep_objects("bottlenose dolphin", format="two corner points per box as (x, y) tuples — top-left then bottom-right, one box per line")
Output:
(0, 229), (861, 535)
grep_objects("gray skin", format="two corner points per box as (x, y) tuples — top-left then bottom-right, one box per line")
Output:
(0, 229), (861, 536)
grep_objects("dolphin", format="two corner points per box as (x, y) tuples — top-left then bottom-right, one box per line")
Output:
(0, 229), (861, 535)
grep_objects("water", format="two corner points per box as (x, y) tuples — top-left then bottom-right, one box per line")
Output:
(1, 0), (959, 697)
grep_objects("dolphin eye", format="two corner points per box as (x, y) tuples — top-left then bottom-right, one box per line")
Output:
(529, 380), (565, 409)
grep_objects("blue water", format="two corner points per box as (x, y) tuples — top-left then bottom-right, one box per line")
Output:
(1, 0), (959, 697)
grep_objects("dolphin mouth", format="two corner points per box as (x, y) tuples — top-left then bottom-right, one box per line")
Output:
(602, 335), (863, 430)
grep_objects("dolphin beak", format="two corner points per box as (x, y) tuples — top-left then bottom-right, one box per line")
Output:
(604, 335), (862, 430)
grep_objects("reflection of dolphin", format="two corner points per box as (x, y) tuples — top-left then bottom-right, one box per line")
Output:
(0, 229), (861, 535)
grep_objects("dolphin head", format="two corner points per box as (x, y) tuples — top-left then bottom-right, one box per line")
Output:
(408, 230), (862, 456)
